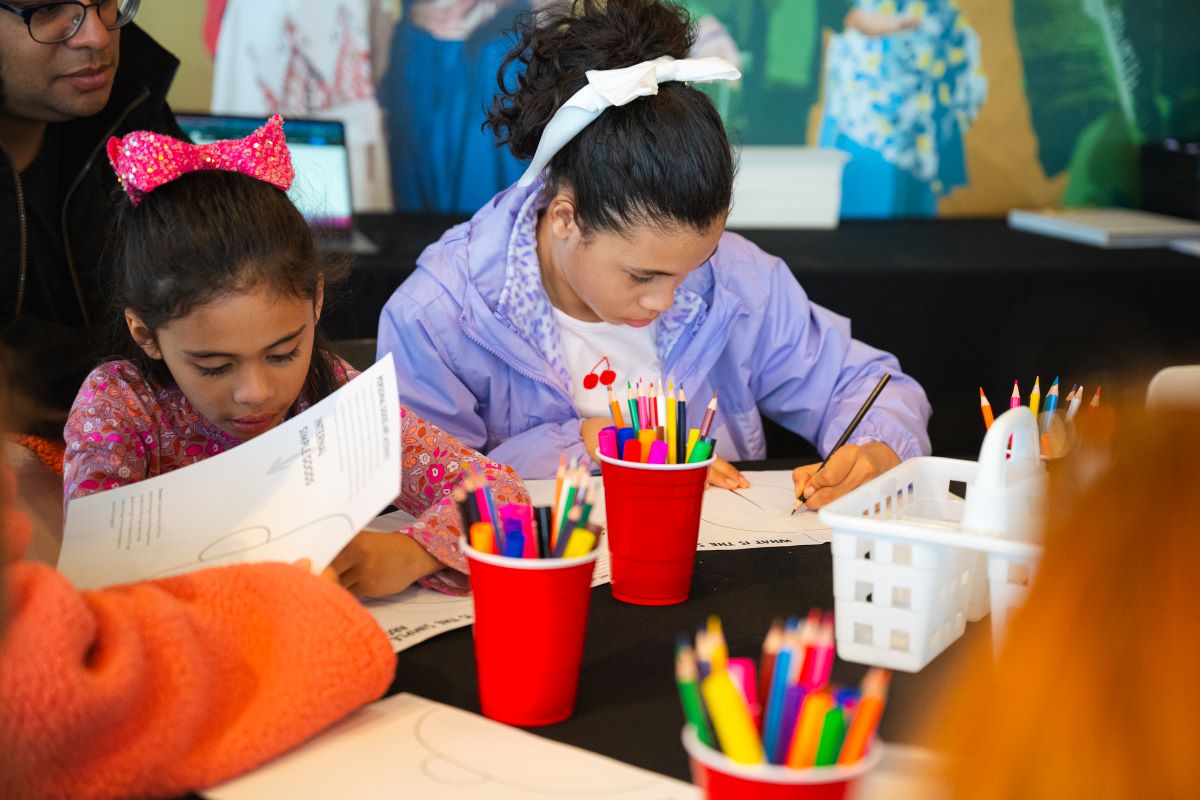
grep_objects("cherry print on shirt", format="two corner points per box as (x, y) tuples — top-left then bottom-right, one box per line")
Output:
(582, 356), (617, 390)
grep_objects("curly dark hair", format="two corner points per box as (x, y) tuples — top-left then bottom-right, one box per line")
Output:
(487, 0), (735, 235)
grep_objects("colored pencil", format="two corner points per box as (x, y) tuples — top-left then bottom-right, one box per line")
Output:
(793, 372), (891, 513)
(626, 382), (640, 430)
(979, 386), (994, 430)
(666, 383), (678, 464)
(1029, 376), (1041, 418)
(837, 668), (890, 765)
(608, 384), (625, 427)
(699, 390), (718, 439)
(676, 641), (717, 748)
(676, 389), (688, 466)
(1090, 385), (1102, 409)
(1067, 384), (1083, 420)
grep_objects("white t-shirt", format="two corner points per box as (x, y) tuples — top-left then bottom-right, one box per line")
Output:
(551, 308), (662, 421)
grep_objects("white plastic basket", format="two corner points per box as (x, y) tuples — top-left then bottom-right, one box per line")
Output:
(818, 408), (1045, 672)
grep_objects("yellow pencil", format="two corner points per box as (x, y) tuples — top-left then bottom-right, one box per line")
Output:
(685, 428), (701, 462)
(700, 670), (766, 764)
(1029, 376), (1041, 418)
(707, 615), (728, 672)
(666, 381), (677, 464)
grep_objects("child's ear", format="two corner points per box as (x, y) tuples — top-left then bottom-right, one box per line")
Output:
(124, 310), (163, 360)
(545, 192), (580, 241)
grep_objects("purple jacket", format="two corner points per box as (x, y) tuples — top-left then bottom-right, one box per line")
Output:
(378, 181), (932, 479)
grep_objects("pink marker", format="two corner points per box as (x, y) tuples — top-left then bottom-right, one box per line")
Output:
(647, 439), (668, 464)
(598, 427), (618, 458)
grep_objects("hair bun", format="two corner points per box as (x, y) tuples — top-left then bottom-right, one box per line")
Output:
(488, 0), (696, 160)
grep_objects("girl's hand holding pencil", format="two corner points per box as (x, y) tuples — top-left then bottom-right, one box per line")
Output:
(791, 442), (901, 510)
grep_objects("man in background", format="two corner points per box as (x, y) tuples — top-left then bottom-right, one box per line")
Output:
(1, 0), (183, 437)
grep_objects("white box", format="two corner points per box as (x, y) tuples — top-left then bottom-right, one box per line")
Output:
(727, 147), (848, 229)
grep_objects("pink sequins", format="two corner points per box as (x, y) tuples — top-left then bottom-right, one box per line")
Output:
(105, 114), (295, 205)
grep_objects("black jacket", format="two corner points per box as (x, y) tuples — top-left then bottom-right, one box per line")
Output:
(0, 24), (183, 435)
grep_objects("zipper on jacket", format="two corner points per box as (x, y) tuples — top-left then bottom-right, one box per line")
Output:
(60, 87), (150, 329)
(459, 316), (579, 413)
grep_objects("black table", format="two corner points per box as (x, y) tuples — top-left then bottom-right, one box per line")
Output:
(384, 460), (985, 782)
(327, 215), (1200, 461)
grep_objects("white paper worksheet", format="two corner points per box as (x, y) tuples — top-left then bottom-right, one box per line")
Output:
(206, 693), (701, 800)
(57, 356), (403, 590)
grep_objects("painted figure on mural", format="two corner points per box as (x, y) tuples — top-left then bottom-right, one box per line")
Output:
(818, 0), (987, 218)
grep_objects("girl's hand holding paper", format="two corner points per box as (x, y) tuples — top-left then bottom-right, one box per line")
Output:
(791, 442), (900, 510)
(708, 456), (750, 490)
(329, 530), (441, 598)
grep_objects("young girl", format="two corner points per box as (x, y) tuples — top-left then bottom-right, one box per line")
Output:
(63, 116), (528, 597)
(1, 366), (395, 800)
(377, 0), (932, 508)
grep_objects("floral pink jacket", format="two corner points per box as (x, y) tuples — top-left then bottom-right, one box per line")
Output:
(63, 358), (528, 594)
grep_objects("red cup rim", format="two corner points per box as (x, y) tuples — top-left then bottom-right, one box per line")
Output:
(681, 725), (883, 784)
(596, 451), (715, 471)
(461, 536), (600, 570)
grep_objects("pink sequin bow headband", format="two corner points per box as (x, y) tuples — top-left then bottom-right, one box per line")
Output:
(106, 114), (295, 205)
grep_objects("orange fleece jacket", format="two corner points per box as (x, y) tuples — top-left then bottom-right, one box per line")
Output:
(0, 471), (396, 800)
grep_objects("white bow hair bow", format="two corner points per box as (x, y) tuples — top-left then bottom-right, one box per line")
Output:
(516, 55), (741, 187)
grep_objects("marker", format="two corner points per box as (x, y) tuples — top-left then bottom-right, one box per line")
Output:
(701, 670), (766, 764)
(979, 386), (994, 430)
(647, 439), (668, 464)
(685, 428), (701, 462)
(598, 427), (618, 458)
(794, 373), (891, 513)
(469, 521), (496, 554)
(813, 706), (846, 766)
(561, 529), (596, 558)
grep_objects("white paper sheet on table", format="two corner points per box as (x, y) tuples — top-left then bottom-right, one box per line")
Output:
(57, 356), (403, 590)
(206, 693), (700, 800)
(526, 470), (830, 551)
(363, 509), (611, 653)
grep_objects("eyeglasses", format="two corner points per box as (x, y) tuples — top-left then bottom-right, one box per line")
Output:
(0, 0), (139, 44)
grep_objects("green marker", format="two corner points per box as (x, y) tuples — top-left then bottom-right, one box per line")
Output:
(814, 706), (845, 766)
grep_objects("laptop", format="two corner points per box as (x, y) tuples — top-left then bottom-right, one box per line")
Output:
(174, 113), (379, 255)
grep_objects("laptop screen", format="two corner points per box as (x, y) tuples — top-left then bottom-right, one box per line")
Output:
(174, 113), (353, 229)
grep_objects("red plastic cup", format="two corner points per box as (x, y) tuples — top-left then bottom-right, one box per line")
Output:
(596, 451), (713, 605)
(464, 538), (599, 726)
(683, 726), (883, 800)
